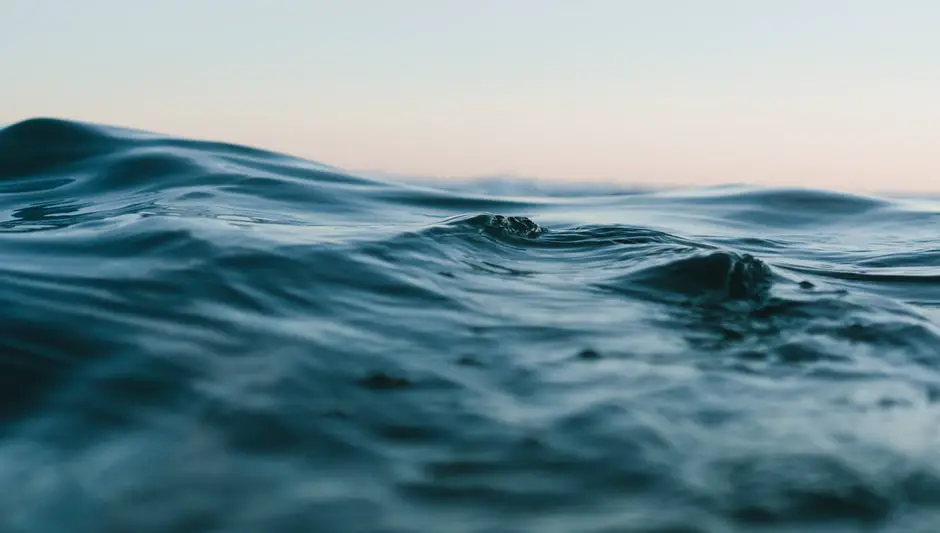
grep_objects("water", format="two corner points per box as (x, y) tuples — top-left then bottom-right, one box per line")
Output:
(1, 118), (939, 533)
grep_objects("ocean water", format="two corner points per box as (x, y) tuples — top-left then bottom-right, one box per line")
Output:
(1, 117), (940, 533)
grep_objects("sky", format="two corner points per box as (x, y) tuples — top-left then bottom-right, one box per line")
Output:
(3, 0), (939, 192)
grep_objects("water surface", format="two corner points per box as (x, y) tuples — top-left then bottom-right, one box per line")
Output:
(2, 118), (939, 532)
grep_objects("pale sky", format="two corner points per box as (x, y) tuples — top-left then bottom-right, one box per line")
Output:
(3, 0), (939, 192)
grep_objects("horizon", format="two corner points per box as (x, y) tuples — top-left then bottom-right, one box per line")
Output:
(3, 114), (938, 198)
(5, 1), (939, 193)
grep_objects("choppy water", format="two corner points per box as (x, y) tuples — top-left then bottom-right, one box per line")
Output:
(2, 118), (940, 533)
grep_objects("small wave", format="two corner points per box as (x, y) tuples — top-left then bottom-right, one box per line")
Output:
(656, 186), (889, 212)
(446, 213), (544, 239)
(0, 118), (126, 179)
(601, 250), (774, 303)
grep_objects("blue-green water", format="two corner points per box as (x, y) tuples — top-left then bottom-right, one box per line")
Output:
(2, 118), (940, 532)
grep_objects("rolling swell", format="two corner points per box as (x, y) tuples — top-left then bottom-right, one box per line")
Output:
(1, 118), (940, 532)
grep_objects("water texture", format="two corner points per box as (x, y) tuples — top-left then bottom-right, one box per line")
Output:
(1, 118), (940, 533)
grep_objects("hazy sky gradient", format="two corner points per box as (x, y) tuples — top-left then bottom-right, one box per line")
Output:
(4, 0), (939, 191)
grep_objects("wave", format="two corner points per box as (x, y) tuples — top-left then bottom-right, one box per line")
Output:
(1, 117), (940, 532)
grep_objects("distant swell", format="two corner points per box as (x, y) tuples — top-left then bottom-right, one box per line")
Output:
(1, 118), (939, 533)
